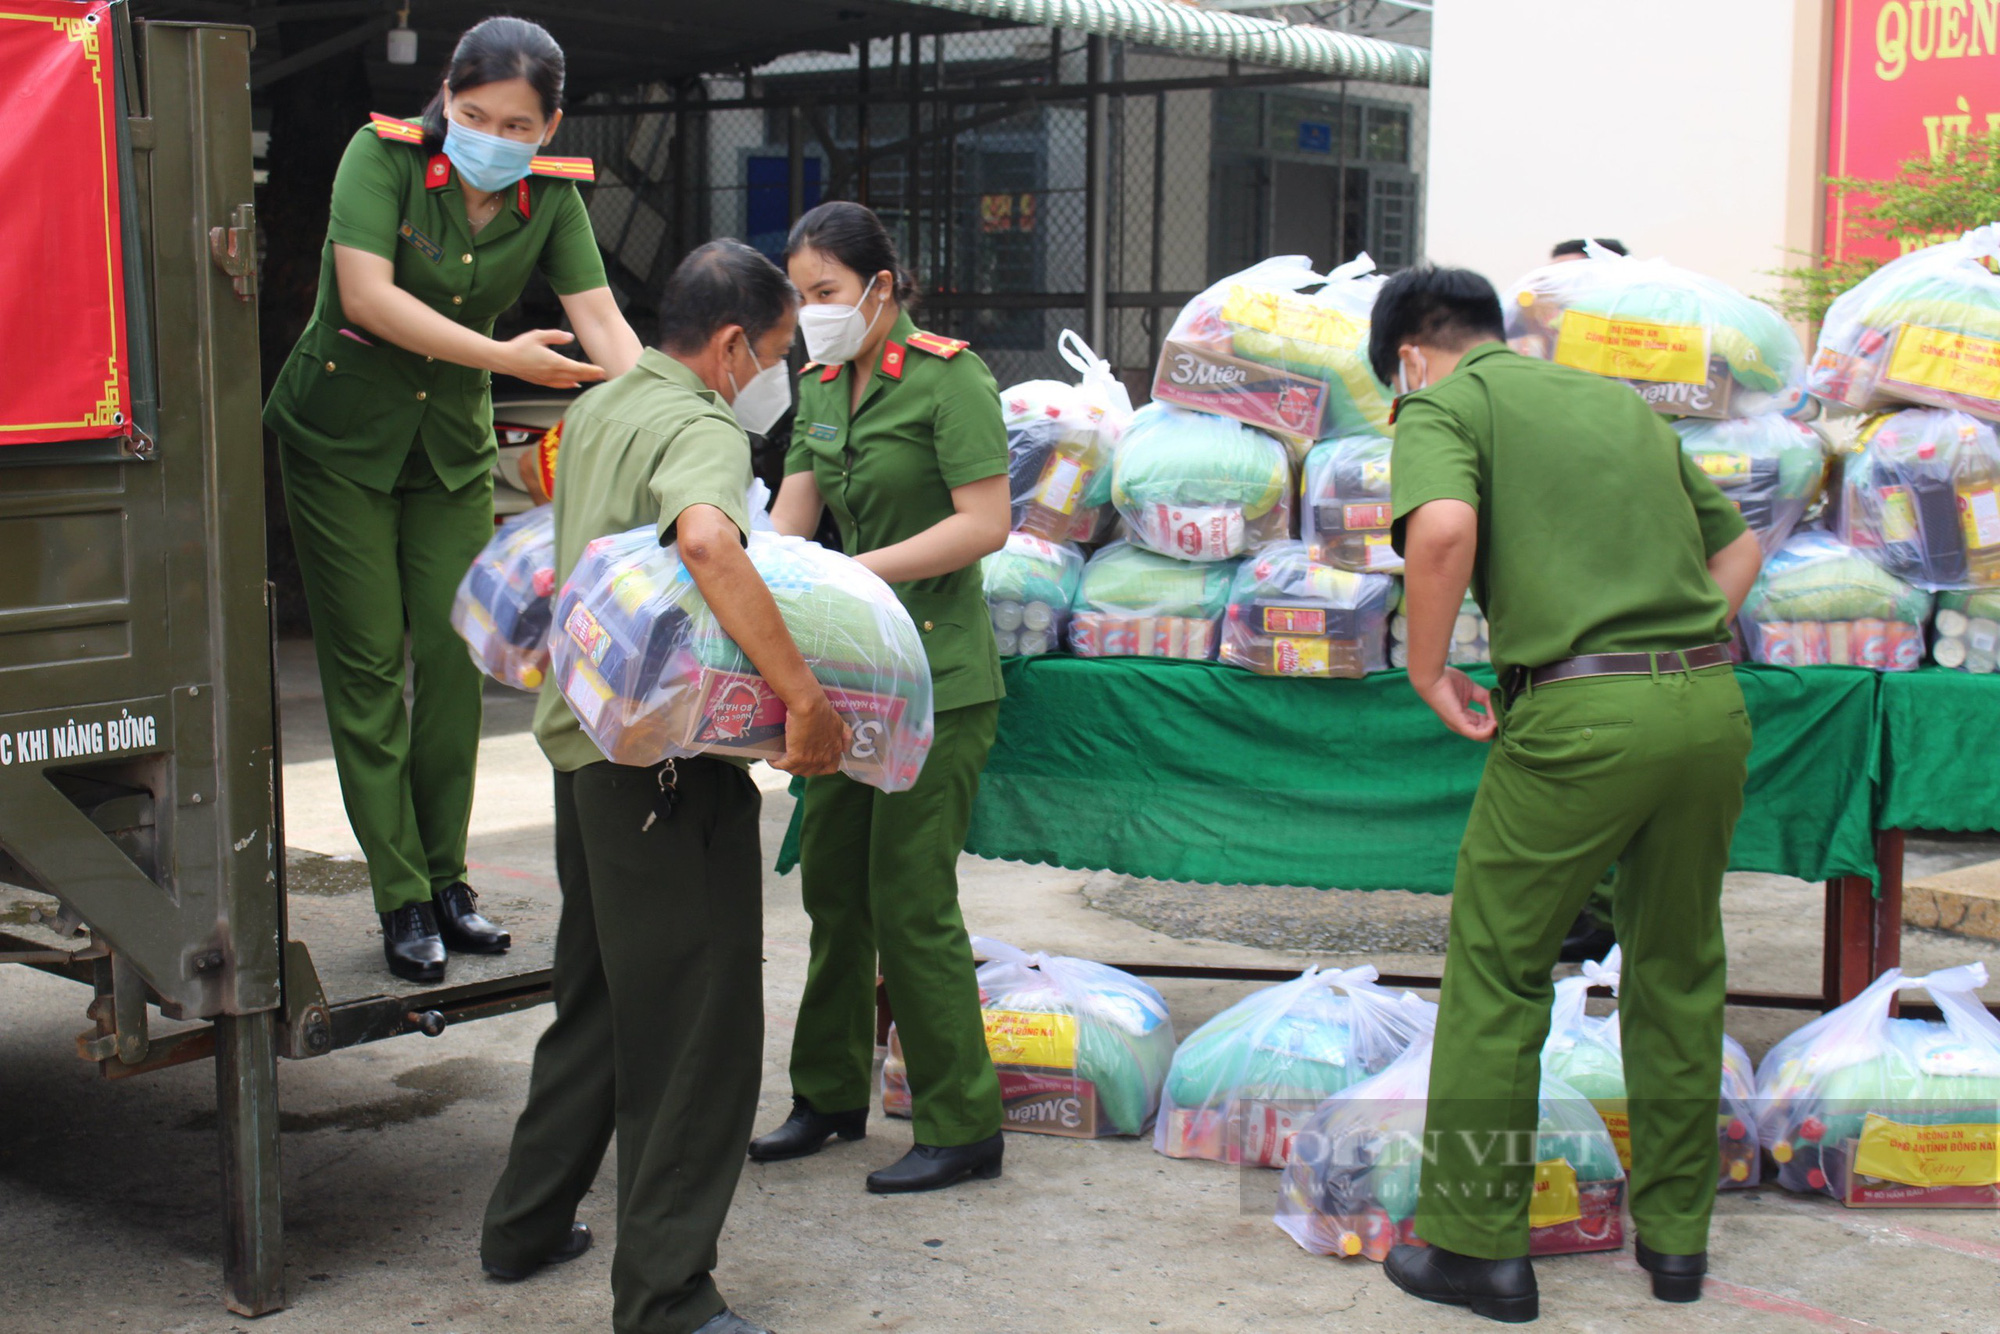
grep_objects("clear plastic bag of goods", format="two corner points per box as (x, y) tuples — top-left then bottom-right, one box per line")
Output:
(1003, 332), (1135, 544)
(550, 528), (934, 789)
(1674, 416), (1827, 555)
(452, 505), (558, 690)
(1932, 589), (2000, 671)
(1111, 402), (1294, 562)
(1809, 223), (2000, 421)
(1152, 254), (1393, 449)
(1301, 433), (1401, 574)
(1754, 964), (2000, 1204)
(981, 532), (1084, 657)
(883, 937), (1177, 1138)
(1505, 245), (1806, 419)
(1068, 540), (1237, 660)
(1836, 408), (2000, 590)
(1219, 543), (1393, 678)
(1276, 1031), (1627, 1261)
(1387, 588), (1489, 670)
(1539, 949), (1762, 1189)
(1156, 966), (1435, 1168)
(1740, 529), (1933, 669)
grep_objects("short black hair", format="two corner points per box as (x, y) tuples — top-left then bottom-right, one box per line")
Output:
(1551, 237), (1629, 259)
(656, 240), (798, 356)
(1367, 265), (1507, 386)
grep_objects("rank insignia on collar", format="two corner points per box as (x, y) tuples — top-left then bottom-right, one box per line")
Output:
(806, 422), (839, 442)
(425, 153), (451, 189)
(881, 342), (906, 380)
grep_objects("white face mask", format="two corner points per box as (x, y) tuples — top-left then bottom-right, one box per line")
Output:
(798, 275), (886, 364)
(1396, 348), (1430, 397)
(727, 343), (792, 436)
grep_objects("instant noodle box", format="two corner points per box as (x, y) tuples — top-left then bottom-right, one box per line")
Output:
(1837, 408), (2000, 590)
(451, 505), (559, 690)
(1218, 543), (1392, 678)
(1740, 530), (1933, 670)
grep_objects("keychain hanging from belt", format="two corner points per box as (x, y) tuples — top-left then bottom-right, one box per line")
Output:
(642, 758), (679, 831)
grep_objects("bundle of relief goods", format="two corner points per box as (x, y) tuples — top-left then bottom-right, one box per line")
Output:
(1301, 433), (1400, 574)
(1506, 246), (1805, 418)
(551, 529), (934, 789)
(1218, 543), (1393, 678)
(1933, 589), (2000, 671)
(884, 937), (1176, 1138)
(1004, 332), (1135, 543)
(452, 506), (558, 690)
(1739, 530), (1932, 669)
(1387, 590), (1489, 670)
(1810, 224), (2000, 421)
(1069, 541), (1237, 660)
(1836, 409), (2000, 589)
(1111, 403), (1294, 561)
(1276, 1032), (1626, 1261)
(982, 533), (1084, 657)
(1539, 949), (1761, 1189)
(1755, 964), (2000, 1206)
(1674, 415), (1827, 555)
(1152, 255), (1394, 448)
(1156, 966), (1433, 1167)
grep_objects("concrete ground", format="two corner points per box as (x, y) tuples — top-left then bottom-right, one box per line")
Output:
(2, 638), (1999, 1334)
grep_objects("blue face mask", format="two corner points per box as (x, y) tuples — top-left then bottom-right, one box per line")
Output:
(442, 117), (540, 193)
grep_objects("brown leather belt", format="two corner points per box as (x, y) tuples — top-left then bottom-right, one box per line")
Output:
(1503, 643), (1733, 704)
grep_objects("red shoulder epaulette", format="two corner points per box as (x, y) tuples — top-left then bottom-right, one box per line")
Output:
(368, 114), (595, 182)
(906, 330), (969, 359)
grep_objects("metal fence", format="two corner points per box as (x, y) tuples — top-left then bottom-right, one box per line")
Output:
(554, 28), (1429, 394)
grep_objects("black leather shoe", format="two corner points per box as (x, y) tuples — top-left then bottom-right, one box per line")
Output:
(865, 1132), (1004, 1194)
(434, 881), (511, 954)
(747, 1096), (868, 1163)
(692, 1312), (775, 1334)
(380, 902), (446, 983)
(1635, 1238), (1706, 1303)
(1558, 910), (1617, 964)
(1384, 1243), (1538, 1323)
(481, 1222), (592, 1282)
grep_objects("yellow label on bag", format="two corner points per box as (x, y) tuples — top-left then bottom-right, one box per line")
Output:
(983, 1010), (1078, 1069)
(1529, 1159), (1582, 1228)
(1884, 323), (2000, 405)
(1553, 309), (1708, 385)
(1881, 487), (1919, 543)
(1961, 486), (2000, 550)
(1221, 284), (1364, 349)
(1596, 1104), (1634, 1171)
(1695, 452), (1753, 480)
(1852, 1115), (2000, 1187)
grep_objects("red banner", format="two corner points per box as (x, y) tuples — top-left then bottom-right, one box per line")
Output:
(0, 0), (128, 444)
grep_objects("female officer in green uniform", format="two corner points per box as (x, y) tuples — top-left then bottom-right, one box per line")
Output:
(751, 202), (1011, 1193)
(264, 17), (643, 983)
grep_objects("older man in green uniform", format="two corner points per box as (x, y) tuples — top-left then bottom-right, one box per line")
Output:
(1371, 267), (1764, 1322)
(479, 241), (844, 1334)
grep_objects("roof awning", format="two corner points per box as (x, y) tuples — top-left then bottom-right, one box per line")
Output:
(891, 0), (1429, 84)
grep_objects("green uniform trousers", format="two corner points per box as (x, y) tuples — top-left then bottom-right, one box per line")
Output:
(790, 701), (1004, 1147)
(482, 758), (764, 1334)
(281, 443), (492, 912)
(1417, 663), (1751, 1259)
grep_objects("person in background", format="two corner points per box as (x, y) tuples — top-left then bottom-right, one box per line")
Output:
(753, 201), (1012, 1194)
(1550, 237), (1629, 263)
(479, 241), (846, 1334)
(1376, 265), (1763, 1322)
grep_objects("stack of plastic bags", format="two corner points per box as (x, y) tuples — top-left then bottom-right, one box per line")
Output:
(1219, 543), (1393, 678)
(1152, 254), (1394, 448)
(551, 527), (934, 789)
(1836, 409), (2000, 590)
(1156, 966), (1433, 1167)
(1069, 541), (1237, 660)
(1111, 403), (1293, 562)
(1005, 331), (1135, 544)
(1674, 416), (1827, 555)
(1387, 590), (1489, 670)
(1739, 529), (1933, 669)
(1933, 589), (2000, 671)
(1755, 963), (2000, 1206)
(452, 506), (558, 690)
(1301, 433), (1401, 574)
(1276, 1024), (1626, 1261)
(981, 533), (1083, 657)
(884, 938), (1177, 1138)
(1539, 949), (1762, 1189)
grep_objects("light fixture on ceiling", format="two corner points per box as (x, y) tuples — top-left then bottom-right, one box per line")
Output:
(387, 5), (417, 65)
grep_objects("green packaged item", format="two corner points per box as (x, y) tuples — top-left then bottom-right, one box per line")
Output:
(1069, 541), (1238, 660)
(1111, 402), (1295, 561)
(1673, 415), (1826, 555)
(1741, 529), (1933, 668)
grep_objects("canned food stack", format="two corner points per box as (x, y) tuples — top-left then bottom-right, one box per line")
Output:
(1386, 589), (1489, 669)
(1219, 543), (1393, 678)
(1674, 415), (1828, 555)
(1739, 530), (1933, 670)
(451, 505), (559, 691)
(1300, 433), (1401, 574)
(1069, 541), (1237, 660)
(981, 532), (1084, 657)
(1932, 590), (2000, 672)
(1004, 332), (1135, 545)
(1836, 409), (2000, 591)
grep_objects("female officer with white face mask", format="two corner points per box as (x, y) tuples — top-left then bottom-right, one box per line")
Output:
(264, 16), (643, 983)
(752, 201), (1013, 1194)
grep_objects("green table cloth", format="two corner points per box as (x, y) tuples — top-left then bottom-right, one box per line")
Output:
(1879, 667), (2000, 833)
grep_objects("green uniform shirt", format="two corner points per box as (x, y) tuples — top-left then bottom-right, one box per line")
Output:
(263, 119), (609, 494)
(785, 312), (1009, 712)
(533, 350), (755, 772)
(1389, 343), (1748, 674)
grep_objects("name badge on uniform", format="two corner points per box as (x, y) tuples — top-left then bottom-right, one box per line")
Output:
(806, 422), (839, 442)
(399, 219), (443, 263)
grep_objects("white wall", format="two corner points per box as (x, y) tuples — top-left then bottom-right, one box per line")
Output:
(1426, 0), (1818, 304)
